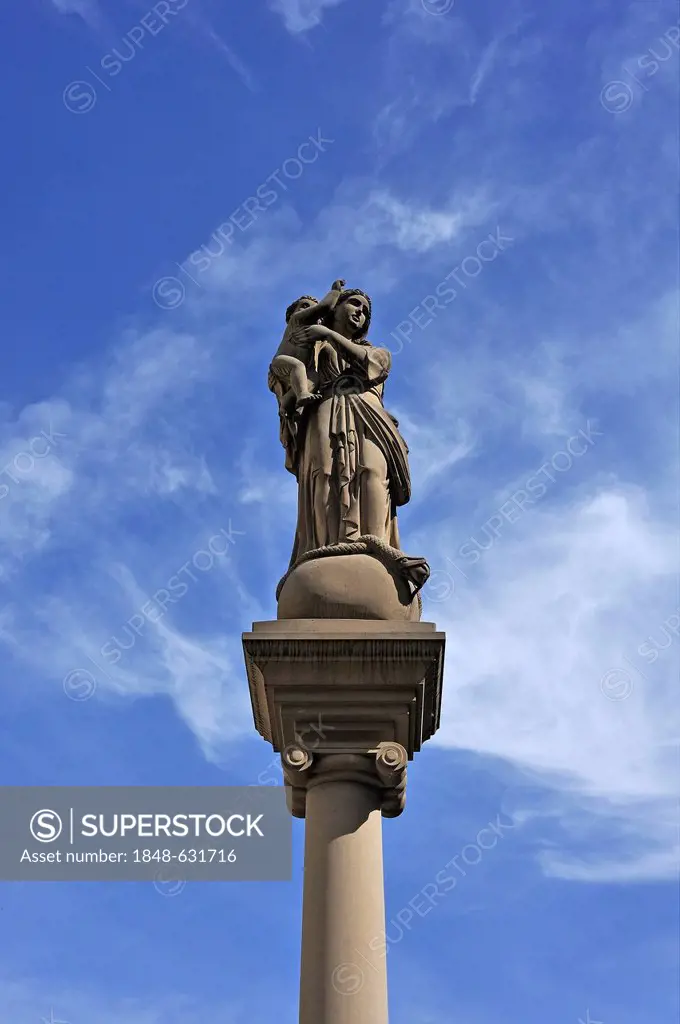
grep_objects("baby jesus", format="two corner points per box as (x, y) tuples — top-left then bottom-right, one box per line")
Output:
(269, 279), (345, 408)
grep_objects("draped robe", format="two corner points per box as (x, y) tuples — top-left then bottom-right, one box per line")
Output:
(269, 339), (412, 568)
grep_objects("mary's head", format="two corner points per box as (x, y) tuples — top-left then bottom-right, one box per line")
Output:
(329, 289), (372, 340)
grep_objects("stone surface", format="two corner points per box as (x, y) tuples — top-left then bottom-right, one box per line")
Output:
(297, 758), (389, 1024)
(277, 552), (421, 621)
(242, 619), (445, 763)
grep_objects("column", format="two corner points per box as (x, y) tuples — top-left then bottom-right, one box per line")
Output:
(283, 745), (408, 1024)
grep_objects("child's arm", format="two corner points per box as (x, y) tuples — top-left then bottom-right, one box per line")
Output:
(295, 279), (345, 325)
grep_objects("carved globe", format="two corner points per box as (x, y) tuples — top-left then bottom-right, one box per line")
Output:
(277, 553), (421, 621)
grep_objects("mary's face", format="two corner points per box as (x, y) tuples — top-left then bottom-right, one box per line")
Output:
(333, 294), (369, 337)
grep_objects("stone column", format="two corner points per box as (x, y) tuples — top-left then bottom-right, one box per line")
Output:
(242, 619), (445, 1024)
(283, 743), (408, 1024)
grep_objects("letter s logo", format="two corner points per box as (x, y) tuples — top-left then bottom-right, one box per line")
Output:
(30, 809), (63, 843)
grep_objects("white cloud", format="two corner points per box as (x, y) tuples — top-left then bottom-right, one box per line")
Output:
(0, 325), (260, 763)
(373, 6), (526, 156)
(0, 407), (74, 576)
(424, 485), (678, 882)
(469, 35), (504, 105)
(0, 330), (214, 572)
(184, 16), (258, 91)
(357, 189), (496, 253)
(389, 402), (477, 504)
(269, 0), (348, 33)
(50, 0), (101, 29)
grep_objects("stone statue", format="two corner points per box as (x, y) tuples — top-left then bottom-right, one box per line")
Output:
(268, 285), (430, 620)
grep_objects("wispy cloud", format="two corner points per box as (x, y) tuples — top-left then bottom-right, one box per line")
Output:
(469, 34), (505, 105)
(426, 483), (678, 881)
(268, 0), (348, 33)
(0, 325), (257, 761)
(201, 25), (258, 91)
(373, 5), (527, 156)
(50, 0), (102, 29)
(182, 12), (258, 91)
(357, 189), (497, 253)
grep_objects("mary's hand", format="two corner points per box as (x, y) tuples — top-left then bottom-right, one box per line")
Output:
(292, 325), (329, 347)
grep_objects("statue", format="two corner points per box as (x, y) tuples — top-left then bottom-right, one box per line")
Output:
(268, 284), (430, 620)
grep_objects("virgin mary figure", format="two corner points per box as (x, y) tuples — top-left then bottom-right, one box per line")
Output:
(268, 287), (428, 609)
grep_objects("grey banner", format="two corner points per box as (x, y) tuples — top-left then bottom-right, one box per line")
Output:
(0, 786), (291, 881)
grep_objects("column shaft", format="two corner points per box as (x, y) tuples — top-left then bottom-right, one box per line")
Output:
(299, 778), (389, 1024)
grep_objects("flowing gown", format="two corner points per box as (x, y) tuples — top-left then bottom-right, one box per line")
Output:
(270, 339), (412, 568)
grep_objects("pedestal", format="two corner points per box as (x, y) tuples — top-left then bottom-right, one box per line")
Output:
(242, 619), (445, 767)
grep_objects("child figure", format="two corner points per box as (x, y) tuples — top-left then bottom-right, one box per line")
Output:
(269, 279), (345, 408)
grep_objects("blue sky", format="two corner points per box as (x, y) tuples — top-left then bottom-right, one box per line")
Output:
(0, 0), (678, 1020)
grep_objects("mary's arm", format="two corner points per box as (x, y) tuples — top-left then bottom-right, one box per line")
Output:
(318, 329), (391, 382)
(290, 324), (391, 382)
(322, 329), (370, 364)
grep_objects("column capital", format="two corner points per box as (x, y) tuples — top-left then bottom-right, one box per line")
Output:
(281, 742), (408, 819)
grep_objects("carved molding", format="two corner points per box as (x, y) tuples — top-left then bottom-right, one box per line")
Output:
(242, 620), (445, 759)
